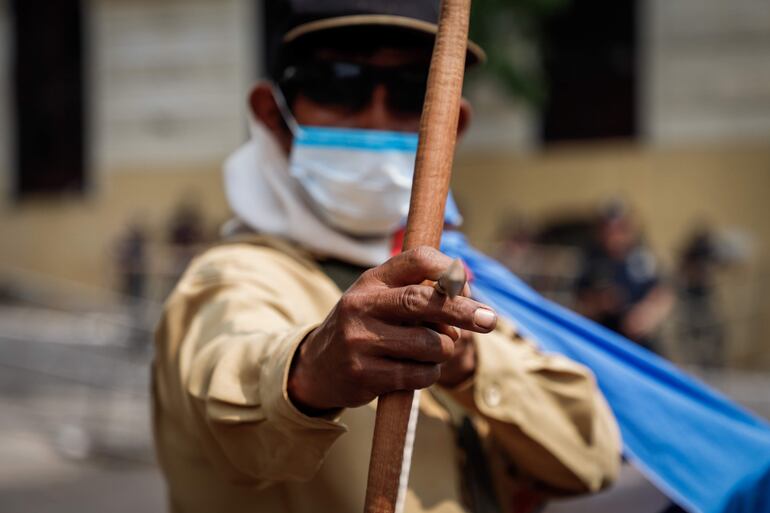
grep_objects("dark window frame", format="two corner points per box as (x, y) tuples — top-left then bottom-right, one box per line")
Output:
(11, 0), (87, 200)
(541, 0), (638, 143)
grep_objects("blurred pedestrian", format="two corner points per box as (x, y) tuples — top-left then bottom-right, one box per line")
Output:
(114, 220), (147, 301)
(676, 227), (727, 366)
(114, 219), (150, 348)
(166, 199), (205, 287)
(575, 200), (674, 353)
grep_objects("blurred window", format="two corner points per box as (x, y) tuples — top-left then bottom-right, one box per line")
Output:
(11, 0), (86, 198)
(541, 0), (638, 142)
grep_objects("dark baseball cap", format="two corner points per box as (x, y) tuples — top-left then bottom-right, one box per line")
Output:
(273, 0), (485, 66)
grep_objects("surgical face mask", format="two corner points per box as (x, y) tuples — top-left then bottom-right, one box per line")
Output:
(274, 86), (418, 237)
(290, 127), (418, 236)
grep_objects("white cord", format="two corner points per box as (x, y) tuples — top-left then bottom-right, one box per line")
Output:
(394, 389), (421, 513)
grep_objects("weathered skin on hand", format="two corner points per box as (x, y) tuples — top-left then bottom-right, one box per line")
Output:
(287, 246), (497, 415)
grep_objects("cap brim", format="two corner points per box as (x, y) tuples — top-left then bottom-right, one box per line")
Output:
(283, 14), (486, 66)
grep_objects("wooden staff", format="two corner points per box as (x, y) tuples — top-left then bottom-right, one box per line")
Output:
(363, 1), (472, 512)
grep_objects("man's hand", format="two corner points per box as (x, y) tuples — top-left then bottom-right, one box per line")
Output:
(287, 247), (497, 414)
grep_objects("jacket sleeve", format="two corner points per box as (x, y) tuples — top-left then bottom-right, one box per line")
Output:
(445, 325), (622, 495)
(154, 246), (346, 488)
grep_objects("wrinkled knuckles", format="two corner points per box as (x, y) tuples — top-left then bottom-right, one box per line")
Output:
(400, 285), (428, 315)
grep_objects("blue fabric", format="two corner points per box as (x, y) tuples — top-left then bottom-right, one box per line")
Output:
(440, 230), (770, 513)
(294, 126), (418, 152)
(444, 192), (463, 227)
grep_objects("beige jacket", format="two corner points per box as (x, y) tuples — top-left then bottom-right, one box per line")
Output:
(152, 236), (621, 513)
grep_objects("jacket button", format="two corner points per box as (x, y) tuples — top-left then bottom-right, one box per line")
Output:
(483, 384), (502, 408)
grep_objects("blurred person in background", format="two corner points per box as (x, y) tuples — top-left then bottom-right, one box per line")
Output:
(166, 198), (206, 287)
(675, 226), (751, 367)
(113, 218), (150, 348)
(114, 219), (148, 301)
(677, 228), (725, 366)
(152, 2), (620, 513)
(575, 200), (674, 353)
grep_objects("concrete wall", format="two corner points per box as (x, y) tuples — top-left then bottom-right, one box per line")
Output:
(89, 0), (257, 174)
(642, 0), (770, 144)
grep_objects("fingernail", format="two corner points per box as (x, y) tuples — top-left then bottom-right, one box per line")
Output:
(473, 308), (497, 330)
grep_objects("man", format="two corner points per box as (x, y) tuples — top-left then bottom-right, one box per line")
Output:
(153, 2), (621, 512)
(575, 201), (674, 353)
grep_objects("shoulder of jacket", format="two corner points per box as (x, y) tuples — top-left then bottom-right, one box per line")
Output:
(181, 236), (321, 291)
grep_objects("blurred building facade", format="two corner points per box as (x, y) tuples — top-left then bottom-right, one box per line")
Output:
(0, 0), (769, 367)
(0, 0), (257, 297)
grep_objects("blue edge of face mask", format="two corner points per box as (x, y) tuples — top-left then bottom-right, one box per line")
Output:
(440, 206), (770, 513)
(294, 126), (419, 153)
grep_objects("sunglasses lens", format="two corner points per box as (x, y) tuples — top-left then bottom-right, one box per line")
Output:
(386, 68), (429, 115)
(284, 62), (372, 111)
(282, 61), (429, 115)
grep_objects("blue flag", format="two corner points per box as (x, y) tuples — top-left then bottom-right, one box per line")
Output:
(441, 230), (770, 513)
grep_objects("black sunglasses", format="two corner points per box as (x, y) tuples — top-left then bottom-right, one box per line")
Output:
(279, 60), (430, 115)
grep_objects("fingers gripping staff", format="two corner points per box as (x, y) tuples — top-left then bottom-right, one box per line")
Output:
(288, 250), (495, 414)
(364, 1), (476, 512)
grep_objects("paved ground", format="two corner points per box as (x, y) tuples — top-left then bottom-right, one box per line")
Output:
(0, 397), (165, 513)
(0, 334), (165, 513)
(0, 445), (163, 513)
